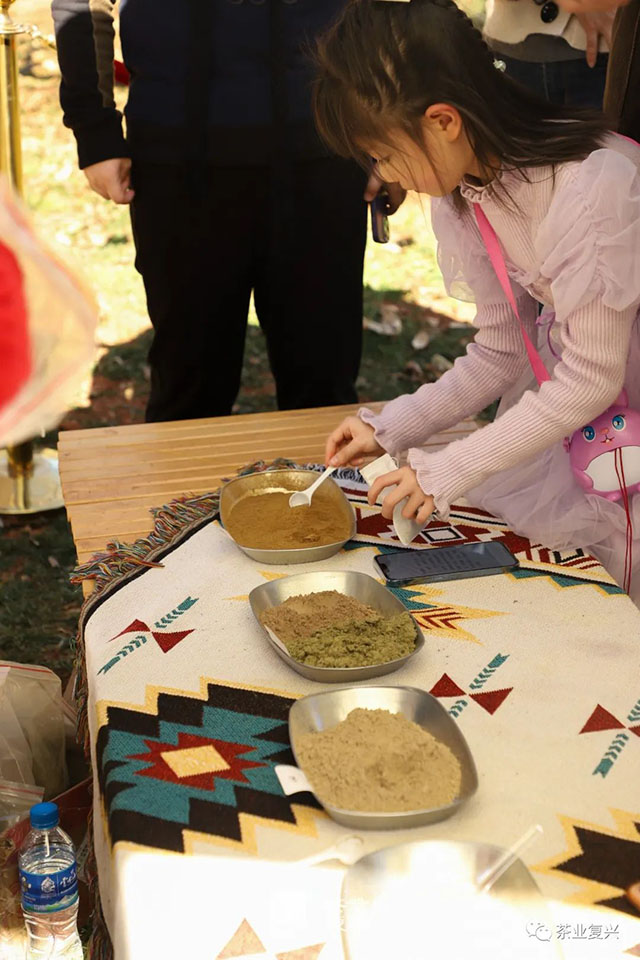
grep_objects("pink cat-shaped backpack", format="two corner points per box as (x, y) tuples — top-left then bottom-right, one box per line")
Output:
(566, 391), (640, 501)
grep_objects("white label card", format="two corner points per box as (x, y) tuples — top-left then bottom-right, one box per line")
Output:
(274, 764), (314, 796)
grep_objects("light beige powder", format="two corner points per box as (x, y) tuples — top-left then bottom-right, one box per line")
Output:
(296, 707), (462, 812)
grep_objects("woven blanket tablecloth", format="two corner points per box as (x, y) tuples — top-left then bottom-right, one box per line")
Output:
(77, 470), (640, 960)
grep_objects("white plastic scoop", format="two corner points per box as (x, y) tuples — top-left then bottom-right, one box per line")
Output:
(288, 466), (336, 508)
(476, 824), (543, 893)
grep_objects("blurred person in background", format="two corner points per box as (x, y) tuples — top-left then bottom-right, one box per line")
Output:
(603, 0), (640, 137)
(550, 0), (638, 140)
(484, 0), (614, 107)
(51, 1), (402, 422)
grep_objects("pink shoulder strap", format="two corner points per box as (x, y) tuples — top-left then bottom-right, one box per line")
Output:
(473, 203), (551, 385)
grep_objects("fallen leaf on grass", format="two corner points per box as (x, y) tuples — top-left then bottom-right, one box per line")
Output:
(403, 360), (423, 380)
(363, 303), (403, 336)
(48, 556), (60, 569)
(411, 329), (431, 351)
(429, 353), (454, 374)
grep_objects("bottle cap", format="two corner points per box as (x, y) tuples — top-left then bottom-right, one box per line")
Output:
(30, 802), (59, 830)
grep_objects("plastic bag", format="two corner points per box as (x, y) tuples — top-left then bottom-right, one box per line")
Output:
(0, 781), (43, 835)
(0, 662), (68, 801)
(0, 176), (97, 446)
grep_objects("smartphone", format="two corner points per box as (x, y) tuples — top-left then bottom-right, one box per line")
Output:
(371, 192), (390, 244)
(374, 541), (519, 587)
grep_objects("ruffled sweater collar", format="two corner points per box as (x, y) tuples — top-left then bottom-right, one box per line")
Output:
(458, 165), (551, 203)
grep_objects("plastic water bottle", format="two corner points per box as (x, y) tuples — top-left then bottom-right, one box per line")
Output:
(18, 802), (82, 959)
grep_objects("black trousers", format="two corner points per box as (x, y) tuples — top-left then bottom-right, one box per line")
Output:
(130, 157), (368, 422)
(501, 53), (608, 109)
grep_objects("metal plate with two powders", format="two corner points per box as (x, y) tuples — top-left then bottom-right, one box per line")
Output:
(249, 571), (425, 683)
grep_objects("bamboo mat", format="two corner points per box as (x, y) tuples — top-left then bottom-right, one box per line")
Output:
(58, 403), (477, 570)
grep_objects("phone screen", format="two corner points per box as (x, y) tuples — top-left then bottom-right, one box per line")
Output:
(374, 541), (519, 586)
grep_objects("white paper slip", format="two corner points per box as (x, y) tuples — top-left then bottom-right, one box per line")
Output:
(275, 764), (314, 796)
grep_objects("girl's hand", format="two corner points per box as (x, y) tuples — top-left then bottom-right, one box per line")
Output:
(325, 416), (384, 467)
(368, 466), (435, 524)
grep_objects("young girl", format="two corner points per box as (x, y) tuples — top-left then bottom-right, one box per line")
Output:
(317, 0), (640, 600)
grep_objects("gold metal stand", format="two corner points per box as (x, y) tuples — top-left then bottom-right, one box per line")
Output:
(0, 0), (63, 514)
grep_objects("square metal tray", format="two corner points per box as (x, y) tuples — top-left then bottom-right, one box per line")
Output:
(288, 685), (478, 829)
(249, 571), (424, 682)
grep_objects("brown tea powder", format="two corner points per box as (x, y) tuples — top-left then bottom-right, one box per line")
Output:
(296, 708), (461, 812)
(261, 590), (381, 646)
(227, 491), (351, 550)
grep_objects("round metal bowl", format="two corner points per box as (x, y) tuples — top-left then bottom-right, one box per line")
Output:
(341, 840), (557, 959)
(249, 570), (424, 682)
(219, 469), (356, 564)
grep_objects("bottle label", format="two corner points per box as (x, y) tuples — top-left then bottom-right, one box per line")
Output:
(19, 862), (78, 913)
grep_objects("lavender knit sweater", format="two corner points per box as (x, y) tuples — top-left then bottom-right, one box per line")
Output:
(361, 136), (640, 519)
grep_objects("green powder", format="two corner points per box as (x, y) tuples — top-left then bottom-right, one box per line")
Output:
(286, 612), (416, 668)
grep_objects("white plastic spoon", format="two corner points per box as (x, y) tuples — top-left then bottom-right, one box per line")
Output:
(476, 824), (543, 893)
(289, 466), (336, 508)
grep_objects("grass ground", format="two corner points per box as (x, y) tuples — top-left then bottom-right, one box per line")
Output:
(0, 4), (483, 686)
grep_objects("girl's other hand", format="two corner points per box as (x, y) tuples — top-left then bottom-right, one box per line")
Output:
(368, 466), (435, 524)
(325, 416), (383, 467)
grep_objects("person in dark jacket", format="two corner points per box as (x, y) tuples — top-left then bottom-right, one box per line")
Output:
(51, 0), (399, 421)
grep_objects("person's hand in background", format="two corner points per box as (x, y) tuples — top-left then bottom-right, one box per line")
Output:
(84, 158), (134, 204)
(576, 10), (616, 64)
(558, 0), (628, 13)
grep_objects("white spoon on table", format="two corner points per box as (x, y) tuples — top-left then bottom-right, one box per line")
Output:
(288, 466), (336, 508)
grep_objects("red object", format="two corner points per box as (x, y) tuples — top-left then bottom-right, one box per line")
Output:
(114, 60), (130, 86)
(0, 241), (30, 413)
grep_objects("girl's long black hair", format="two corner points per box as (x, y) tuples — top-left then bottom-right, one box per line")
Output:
(314, 0), (609, 203)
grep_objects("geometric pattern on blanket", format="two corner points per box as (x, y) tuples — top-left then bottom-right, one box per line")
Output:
(96, 680), (322, 854)
(533, 808), (640, 917)
(339, 477), (624, 596)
